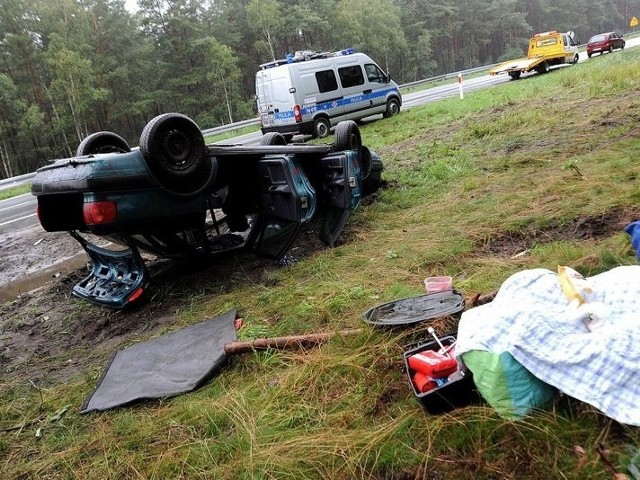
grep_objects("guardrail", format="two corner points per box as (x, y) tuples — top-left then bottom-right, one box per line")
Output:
(0, 172), (36, 191)
(202, 117), (260, 136)
(399, 63), (500, 90)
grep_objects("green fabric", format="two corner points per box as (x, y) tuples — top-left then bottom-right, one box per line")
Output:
(461, 350), (556, 419)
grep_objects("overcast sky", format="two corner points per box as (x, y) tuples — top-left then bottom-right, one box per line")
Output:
(124, 0), (138, 13)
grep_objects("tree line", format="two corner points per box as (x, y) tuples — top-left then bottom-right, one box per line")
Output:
(0, 0), (636, 178)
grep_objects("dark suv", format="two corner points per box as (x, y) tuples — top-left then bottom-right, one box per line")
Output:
(32, 113), (383, 308)
(586, 32), (625, 57)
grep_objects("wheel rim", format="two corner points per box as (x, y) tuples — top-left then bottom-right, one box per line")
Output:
(315, 120), (329, 137)
(162, 129), (191, 169)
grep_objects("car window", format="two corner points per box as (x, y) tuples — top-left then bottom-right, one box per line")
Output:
(338, 65), (365, 88)
(315, 70), (338, 93)
(364, 64), (386, 83)
(589, 34), (606, 43)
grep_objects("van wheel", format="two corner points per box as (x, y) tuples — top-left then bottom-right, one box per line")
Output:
(313, 117), (331, 138)
(334, 120), (361, 151)
(77, 131), (131, 156)
(382, 98), (400, 118)
(260, 132), (287, 145)
(140, 113), (214, 196)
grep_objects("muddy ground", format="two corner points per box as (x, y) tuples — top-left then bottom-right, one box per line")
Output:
(1, 205), (638, 391)
(0, 221), (329, 387)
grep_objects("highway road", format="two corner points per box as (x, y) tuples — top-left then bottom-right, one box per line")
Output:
(0, 193), (37, 234)
(2, 35), (638, 236)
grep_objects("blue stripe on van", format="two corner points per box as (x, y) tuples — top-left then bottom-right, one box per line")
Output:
(270, 87), (398, 122)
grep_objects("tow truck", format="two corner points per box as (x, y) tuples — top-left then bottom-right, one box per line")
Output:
(489, 31), (579, 80)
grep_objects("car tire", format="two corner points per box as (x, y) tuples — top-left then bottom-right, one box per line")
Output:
(334, 120), (361, 151)
(140, 113), (215, 196)
(76, 131), (131, 156)
(621, 42), (625, 50)
(572, 54), (579, 64)
(587, 52), (592, 58)
(260, 132), (287, 145)
(382, 97), (400, 118)
(313, 117), (331, 138)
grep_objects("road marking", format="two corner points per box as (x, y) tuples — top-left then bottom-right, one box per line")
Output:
(0, 212), (37, 227)
(0, 199), (33, 212)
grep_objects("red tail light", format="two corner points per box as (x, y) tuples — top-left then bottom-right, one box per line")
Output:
(83, 201), (117, 225)
(294, 105), (302, 123)
(127, 287), (144, 303)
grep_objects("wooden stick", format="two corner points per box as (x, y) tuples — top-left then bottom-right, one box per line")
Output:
(223, 328), (363, 356)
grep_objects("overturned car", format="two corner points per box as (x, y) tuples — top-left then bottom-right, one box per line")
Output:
(31, 113), (383, 309)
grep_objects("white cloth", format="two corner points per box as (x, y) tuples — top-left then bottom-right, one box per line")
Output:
(456, 266), (640, 426)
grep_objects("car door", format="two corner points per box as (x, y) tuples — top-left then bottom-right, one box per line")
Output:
(254, 155), (317, 259)
(336, 64), (369, 122)
(611, 33), (622, 49)
(319, 150), (362, 246)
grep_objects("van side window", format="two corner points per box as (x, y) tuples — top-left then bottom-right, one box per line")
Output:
(315, 70), (338, 93)
(338, 65), (365, 88)
(365, 64), (386, 83)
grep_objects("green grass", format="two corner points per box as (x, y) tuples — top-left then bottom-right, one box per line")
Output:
(0, 184), (31, 200)
(3, 48), (640, 479)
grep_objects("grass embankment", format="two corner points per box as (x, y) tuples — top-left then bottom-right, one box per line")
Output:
(3, 50), (640, 479)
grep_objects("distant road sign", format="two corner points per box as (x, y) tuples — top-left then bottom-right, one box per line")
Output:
(631, 16), (639, 27)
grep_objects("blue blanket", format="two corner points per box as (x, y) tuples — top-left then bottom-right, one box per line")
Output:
(456, 266), (640, 425)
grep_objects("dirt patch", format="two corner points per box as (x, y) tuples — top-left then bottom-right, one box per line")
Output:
(482, 206), (640, 257)
(0, 225), (85, 300)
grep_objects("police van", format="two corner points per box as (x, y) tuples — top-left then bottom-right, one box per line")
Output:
(256, 48), (402, 139)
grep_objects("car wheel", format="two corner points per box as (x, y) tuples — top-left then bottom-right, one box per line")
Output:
(76, 131), (131, 156)
(587, 52), (592, 58)
(621, 42), (625, 50)
(140, 112), (215, 196)
(313, 117), (331, 138)
(382, 97), (400, 118)
(572, 54), (579, 64)
(260, 132), (287, 145)
(334, 120), (361, 151)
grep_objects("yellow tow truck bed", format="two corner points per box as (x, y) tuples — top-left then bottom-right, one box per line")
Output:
(489, 31), (579, 79)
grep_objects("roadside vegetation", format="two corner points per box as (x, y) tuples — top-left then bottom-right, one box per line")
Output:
(2, 49), (640, 479)
(0, 184), (31, 201)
